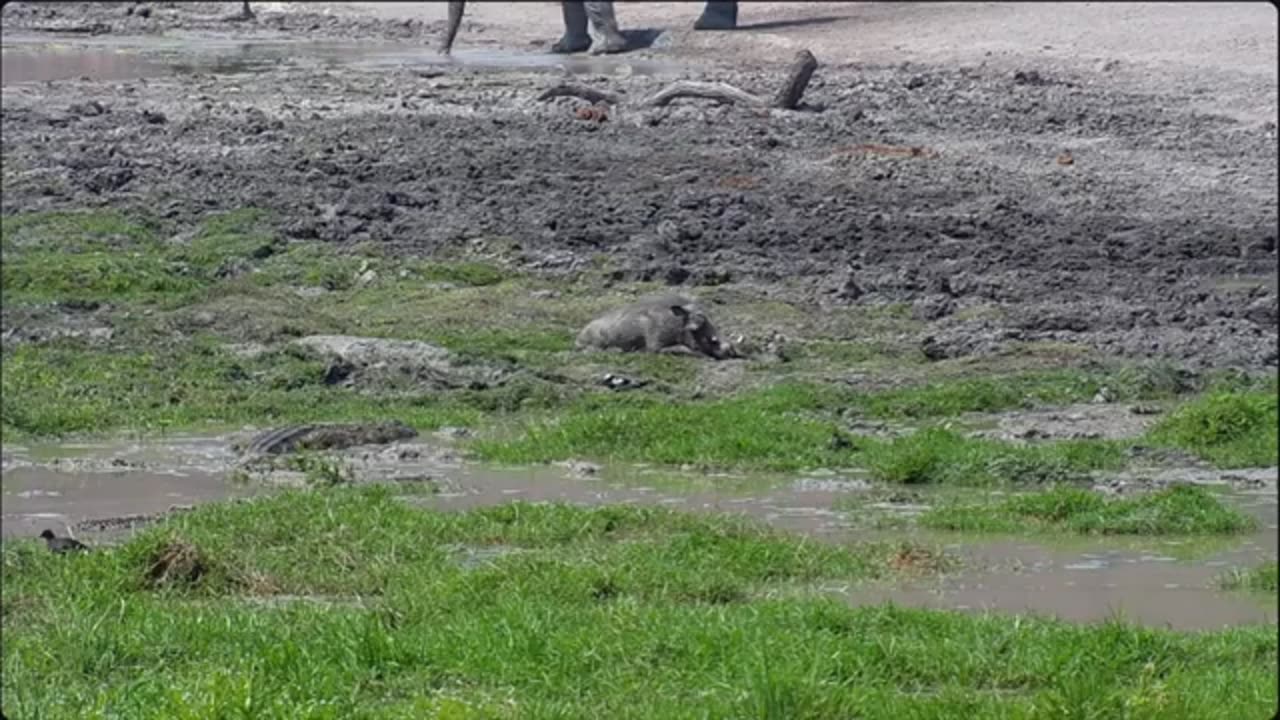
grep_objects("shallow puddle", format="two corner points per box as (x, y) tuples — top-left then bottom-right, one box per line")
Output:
(0, 33), (678, 86)
(1, 432), (1275, 630)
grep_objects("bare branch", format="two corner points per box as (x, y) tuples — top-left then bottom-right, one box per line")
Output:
(539, 50), (820, 112)
(641, 81), (766, 108)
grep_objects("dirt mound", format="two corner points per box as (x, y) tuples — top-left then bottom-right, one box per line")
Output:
(143, 538), (209, 589)
(292, 335), (511, 390)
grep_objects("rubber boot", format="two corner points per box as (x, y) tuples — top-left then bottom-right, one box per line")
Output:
(694, 0), (737, 30)
(551, 2), (593, 54)
(585, 1), (629, 54)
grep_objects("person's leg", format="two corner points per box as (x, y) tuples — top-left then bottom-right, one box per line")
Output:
(694, 0), (737, 30)
(551, 2), (593, 53)
(585, 2), (629, 54)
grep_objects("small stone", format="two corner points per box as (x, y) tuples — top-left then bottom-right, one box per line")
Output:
(435, 427), (473, 439)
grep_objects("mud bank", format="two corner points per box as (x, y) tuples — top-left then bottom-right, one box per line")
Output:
(2, 4), (1277, 370)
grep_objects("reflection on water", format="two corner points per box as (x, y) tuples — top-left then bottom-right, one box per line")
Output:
(1, 33), (679, 85)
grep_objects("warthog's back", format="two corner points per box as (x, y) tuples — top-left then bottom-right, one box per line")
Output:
(575, 294), (700, 352)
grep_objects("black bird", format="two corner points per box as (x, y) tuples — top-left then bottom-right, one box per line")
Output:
(39, 529), (88, 554)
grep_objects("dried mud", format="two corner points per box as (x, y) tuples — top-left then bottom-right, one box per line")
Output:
(2, 3), (1277, 371)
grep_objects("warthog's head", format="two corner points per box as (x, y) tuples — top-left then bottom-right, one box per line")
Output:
(670, 304), (738, 360)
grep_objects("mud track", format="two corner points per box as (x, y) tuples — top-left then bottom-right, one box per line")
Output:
(2, 2), (1277, 369)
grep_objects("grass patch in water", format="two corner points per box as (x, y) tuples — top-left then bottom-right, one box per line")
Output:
(920, 485), (1256, 536)
(2, 488), (1274, 719)
(857, 428), (1125, 485)
(1145, 388), (1278, 468)
(472, 384), (853, 472)
(1219, 561), (1279, 593)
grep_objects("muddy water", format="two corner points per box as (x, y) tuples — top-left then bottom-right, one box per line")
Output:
(0, 34), (679, 86)
(1, 434), (246, 538)
(2, 434), (1275, 630)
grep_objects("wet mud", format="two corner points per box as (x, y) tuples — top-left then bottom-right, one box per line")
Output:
(1, 3), (1277, 370)
(3, 432), (1275, 630)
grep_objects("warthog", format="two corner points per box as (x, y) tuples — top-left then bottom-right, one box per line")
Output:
(575, 294), (738, 360)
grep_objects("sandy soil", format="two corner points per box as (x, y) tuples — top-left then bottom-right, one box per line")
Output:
(1, 1), (1277, 368)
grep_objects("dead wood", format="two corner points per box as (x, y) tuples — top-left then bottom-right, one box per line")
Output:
(536, 50), (819, 111)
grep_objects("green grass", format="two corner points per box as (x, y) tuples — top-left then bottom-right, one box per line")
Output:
(858, 372), (1104, 419)
(0, 341), (489, 437)
(857, 428), (1125, 485)
(4, 207), (1274, 482)
(3, 488), (1275, 719)
(853, 364), (1218, 421)
(1146, 389), (1278, 468)
(0, 209), (510, 305)
(473, 385), (1132, 478)
(919, 485), (1257, 536)
(1219, 561), (1279, 593)
(472, 384), (854, 472)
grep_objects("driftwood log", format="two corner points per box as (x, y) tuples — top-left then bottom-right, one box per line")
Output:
(537, 50), (819, 111)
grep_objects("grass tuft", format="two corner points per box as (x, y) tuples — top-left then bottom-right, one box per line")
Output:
(1219, 561), (1279, 593)
(1146, 390), (1278, 468)
(920, 485), (1257, 535)
(858, 428), (1124, 485)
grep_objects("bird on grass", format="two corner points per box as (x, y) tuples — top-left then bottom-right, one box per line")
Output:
(39, 529), (89, 554)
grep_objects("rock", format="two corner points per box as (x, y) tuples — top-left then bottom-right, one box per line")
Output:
(1243, 294), (1277, 327)
(1012, 69), (1048, 86)
(434, 426), (474, 439)
(321, 361), (355, 385)
(241, 421), (418, 457)
(558, 459), (601, 477)
(663, 265), (692, 286)
(291, 334), (508, 390)
(912, 295), (955, 321)
(69, 100), (108, 116)
(599, 373), (648, 391)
